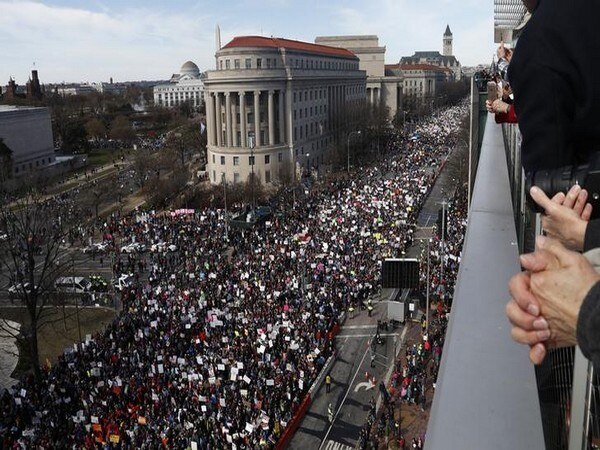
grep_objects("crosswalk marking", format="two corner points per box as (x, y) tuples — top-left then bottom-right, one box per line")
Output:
(323, 440), (353, 450)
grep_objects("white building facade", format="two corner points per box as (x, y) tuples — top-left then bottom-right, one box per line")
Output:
(0, 105), (56, 176)
(314, 35), (404, 120)
(204, 36), (366, 185)
(153, 61), (204, 109)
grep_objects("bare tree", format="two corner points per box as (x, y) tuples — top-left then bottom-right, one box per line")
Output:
(0, 192), (76, 382)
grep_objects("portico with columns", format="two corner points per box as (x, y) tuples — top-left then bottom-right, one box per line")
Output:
(204, 34), (366, 185)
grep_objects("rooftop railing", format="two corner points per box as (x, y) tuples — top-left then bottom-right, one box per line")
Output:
(426, 80), (600, 449)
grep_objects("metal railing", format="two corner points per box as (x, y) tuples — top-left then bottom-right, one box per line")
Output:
(427, 76), (600, 448)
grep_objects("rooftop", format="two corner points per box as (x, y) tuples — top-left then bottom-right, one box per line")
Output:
(222, 36), (358, 59)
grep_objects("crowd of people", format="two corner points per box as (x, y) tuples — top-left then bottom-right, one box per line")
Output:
(0, 103), (467, 449)
(359, 185), (468, 450)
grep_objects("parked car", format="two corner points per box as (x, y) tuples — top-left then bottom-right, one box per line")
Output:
(7, 282), (34, 300)
(54, 277), (92, 294)
(83, 242), (109, 254)
(121, 243), (146, 254)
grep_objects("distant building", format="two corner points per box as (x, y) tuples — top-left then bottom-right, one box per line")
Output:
(153, 61), (204, 109)
(204, 33), (366, 185)
(2, 70), (44, 101)
(55, 84), (97, 96)
(314, 35), (404, 120)
(388, 63), (449, 99)
(0, 105), (56, 177)
(400, 26), (462, 81)
(92, 80), (125, 95)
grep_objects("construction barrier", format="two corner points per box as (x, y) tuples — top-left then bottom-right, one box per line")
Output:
(275, 394), (312, 450)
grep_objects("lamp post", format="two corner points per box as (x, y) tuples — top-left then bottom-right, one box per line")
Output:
(248, 134), (256, 213)
(347, 130), (361, 173)
(222, 173), (228, 241)
(439, 200), (448, 304)
(416, 237), (431, 337)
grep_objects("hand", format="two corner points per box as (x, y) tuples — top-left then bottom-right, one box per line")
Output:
(507, 248), (561, 365)
(528, 237), (600, 348)
(488, 99), (510, 114)
(497, 42), (513, 61)
(530, 185), (592, 251)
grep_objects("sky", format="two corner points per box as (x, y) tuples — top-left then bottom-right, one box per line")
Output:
(0, 0), (496, 84)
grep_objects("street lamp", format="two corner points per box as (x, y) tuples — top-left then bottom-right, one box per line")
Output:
(248, 133), (256, 213)
(347, 130), (361, 173)
(222, 173), (228, 241)
(416, 237), (432, 337)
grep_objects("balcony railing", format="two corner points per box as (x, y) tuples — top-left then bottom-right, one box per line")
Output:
(425, 107), (545, 450)
(427, 79), (600, 449)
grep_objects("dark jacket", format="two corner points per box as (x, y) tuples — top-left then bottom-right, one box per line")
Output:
(508, 0), (600, 173)
(577, 281), (600, 368)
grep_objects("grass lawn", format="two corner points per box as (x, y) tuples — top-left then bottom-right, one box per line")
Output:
(0, 306), (116, 378)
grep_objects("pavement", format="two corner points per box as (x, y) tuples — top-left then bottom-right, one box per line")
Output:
(290, 144), (464, 449)
(289, 302), (406, 450)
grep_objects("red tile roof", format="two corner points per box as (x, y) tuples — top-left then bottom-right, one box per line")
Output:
(222, 36), (358, 59)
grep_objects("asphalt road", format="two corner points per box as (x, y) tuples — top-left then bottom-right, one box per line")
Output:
(289, 301), (403, 450)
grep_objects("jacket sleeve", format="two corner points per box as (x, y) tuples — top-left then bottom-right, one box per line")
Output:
(583, 219), (600, 252)
(576, 281), (600, 369)
(494, 105), (518, 124)
(508, 3), (578, 172)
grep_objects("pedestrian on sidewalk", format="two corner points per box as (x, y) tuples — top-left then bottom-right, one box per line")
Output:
(326, 374), (332, 393)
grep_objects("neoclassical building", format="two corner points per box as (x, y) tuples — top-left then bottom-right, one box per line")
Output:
(314, 35), (404, 120)
(204, 35), (367, 185)
(153, 61), (204, 109)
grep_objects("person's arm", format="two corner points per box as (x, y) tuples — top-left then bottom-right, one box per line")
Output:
(576, 281), (600, 368)
(508, 5), (577, 172)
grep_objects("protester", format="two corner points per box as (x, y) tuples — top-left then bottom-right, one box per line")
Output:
(0, 103), (467, 449)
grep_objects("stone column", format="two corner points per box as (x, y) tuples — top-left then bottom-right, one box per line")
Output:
(268, 90), (275, 146)
(204, 91), (214, 146)
(286, 86), (293, 146)
(239, 91), (247, 147)
(225, 92), (232, 147)
(231, 94), (238, 147)
(370, 87), (374, 104)
(253, 90), (261, 147)
(278, 90), (285, 144)
(215, 92), (223, 147)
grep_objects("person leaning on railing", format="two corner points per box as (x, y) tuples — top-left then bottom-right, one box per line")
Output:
(506, 185), (600, 368)
(508, 0), (600, 173)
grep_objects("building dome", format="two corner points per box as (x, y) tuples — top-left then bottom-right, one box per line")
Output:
(180, 61), (200, 78)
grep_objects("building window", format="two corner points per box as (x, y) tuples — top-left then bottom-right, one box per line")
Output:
(272, 59), (276, 68)
(213, 170), (216, 181)
(299, 109), (302, 119)
(220, 156), (225, 165)
(234, 59), (240, 69)
(265, 155), (270, 164)
(234, 173), (240, 184)
(257, 58), (262, 69)
(293, 92), (297, 103)
(219, 60), (223, 70)
(278, 152), (283, 162)
(226, 60), (230, 69)
(249, 156), (255, 165)
(265, 170), (271, 183)
(233, 156), (240, 166)
(245, 58), (251, 69)
(294, 110), (297, 120)
(266, 58), (271, 69)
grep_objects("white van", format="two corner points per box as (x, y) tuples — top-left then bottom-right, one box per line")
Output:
(55, 277), (92, 294)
